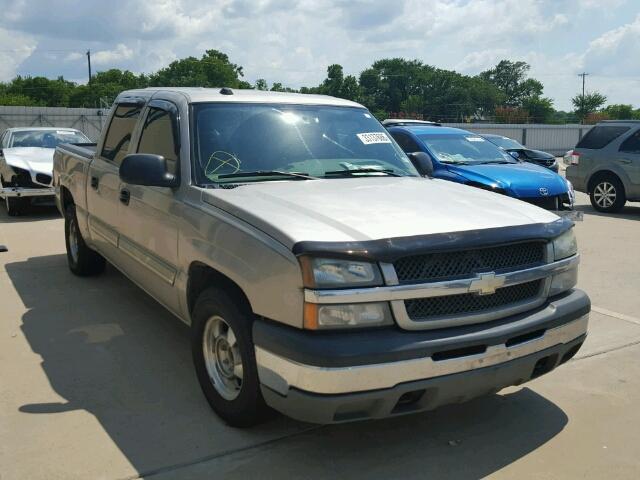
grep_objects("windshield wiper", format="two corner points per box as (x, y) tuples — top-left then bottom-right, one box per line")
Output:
(323, 168), (402, 177)
(217, 170), (317, 180)
(479, 160), (513, 165)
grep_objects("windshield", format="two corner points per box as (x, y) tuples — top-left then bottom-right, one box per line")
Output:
(484, 135), (523, 150)
(192, 103), (418, 183)
(418, 133), (517, 165)
(10, 129), (90, 148)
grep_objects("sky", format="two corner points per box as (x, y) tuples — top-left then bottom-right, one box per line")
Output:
(0, 0), (638, 110)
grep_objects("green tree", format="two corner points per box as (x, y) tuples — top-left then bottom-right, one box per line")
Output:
(149, 49), (248, 88)
(315, 64), (361, 101)
(602, 104), (636, 120)
(479, 60), (543, 107)
(522, 96), (555, 123)
(254, 78), (268, 90)
(4, 76), (75, 107)
(572, 91), (607, 122)
(0, 93), (42, 106)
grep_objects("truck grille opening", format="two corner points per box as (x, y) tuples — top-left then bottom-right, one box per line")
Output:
(405, 279), (543, 321)
(393, 241), (545, 284)
(35, 173), (52, 185)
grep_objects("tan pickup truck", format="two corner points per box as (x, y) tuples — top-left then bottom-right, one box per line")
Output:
(53, 87), (590, 427)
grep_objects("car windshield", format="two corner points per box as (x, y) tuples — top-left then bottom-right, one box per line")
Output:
(418, 133), (517, 165)
(485, 135), (523, 150)
(10, 129), (90, 148)
(192, 103), (418, 184)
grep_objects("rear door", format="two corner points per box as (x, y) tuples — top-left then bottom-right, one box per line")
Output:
(86, 102), (142, 257)
(617, 128), (640, 197)
(115, 99), (182, 313)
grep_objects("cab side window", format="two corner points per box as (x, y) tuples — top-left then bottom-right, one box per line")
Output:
(619, 129), (640, 153)
(137, 107), (179, 175)
(101, 104), (142, 165)
(391, 132), (421, 153)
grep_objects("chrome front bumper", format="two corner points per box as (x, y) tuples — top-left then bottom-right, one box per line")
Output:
(304, 254), (580, 330)
(0, 186), (55, 198)
(256, 313), (589, 396)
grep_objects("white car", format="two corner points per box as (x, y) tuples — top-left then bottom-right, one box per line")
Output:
(0, 127), (91, 215)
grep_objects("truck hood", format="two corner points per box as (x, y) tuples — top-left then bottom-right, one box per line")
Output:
(201, 177), (558, 247)
(2, 147), (54, 185)
(444, 162), (567, 197)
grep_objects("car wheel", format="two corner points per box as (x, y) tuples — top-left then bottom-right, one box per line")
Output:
(192, 287), (269, 427)
(590, 175), (626, 213)
(64, 203), (106, 276)
(5, 196), (26, 216)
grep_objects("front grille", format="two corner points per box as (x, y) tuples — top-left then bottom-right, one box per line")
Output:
(532, 158), (555, 167)
(522, 194), (571, 210)
(405, 279), (543, 321)
(394, 241), (545, 284)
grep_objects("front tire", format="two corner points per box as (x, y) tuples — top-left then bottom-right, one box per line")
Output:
(5, 196), (27, 216)
(192, 287), (268, 427)
(64, 203), (106, 276)
(590, 174), (626, 213)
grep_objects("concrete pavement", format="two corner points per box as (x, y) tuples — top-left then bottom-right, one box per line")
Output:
(1, 194), (639, 480)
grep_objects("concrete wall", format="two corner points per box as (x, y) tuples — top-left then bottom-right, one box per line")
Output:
(0, 106), (106, 141)
(444, 123), (593, 155)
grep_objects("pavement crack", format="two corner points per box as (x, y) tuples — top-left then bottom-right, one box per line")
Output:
(574, 338), (640, 362)
(592, 306), (640, 326)
(118, 425), (325, 480)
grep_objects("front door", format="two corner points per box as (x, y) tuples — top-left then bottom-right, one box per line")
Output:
(116, 100), (182, 314)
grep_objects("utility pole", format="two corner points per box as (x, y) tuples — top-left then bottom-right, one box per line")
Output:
(86, 50), (92, 84)
(578, 72), (589, 124)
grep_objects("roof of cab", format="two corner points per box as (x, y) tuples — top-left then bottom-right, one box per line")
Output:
(115, 87), (365, 108)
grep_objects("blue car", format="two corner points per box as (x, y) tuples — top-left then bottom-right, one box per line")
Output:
(383, 120), (574, 210)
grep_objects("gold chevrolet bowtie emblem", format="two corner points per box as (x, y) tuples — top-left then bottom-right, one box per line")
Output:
(469, 272), (505, 295)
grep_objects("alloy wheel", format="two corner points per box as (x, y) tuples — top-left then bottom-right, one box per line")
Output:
(593, 181), (616, 208)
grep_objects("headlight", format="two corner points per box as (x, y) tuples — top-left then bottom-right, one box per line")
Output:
(566, 179), (575, 207)
(299, 257), (383, 288)
(552, 229), (577, 260)
(549, 268), (578, 297)
(304, 302), (393, 329)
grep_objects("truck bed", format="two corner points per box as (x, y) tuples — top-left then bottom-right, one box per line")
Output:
(58, 142), (96, 160)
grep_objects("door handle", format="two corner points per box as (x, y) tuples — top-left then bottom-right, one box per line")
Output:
(617, 158), (632, 164)
(90, 176), (99, 189)
(119, 189), (130, 205)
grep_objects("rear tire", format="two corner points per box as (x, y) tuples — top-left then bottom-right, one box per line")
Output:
(192, 287), (269, 427)
(64, 203), (106, 276)
(590, 174), (626, 213)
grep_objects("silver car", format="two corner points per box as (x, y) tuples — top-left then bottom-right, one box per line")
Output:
(565, 120), (640, 212)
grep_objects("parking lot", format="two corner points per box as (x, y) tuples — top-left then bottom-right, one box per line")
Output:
(1, 187), (639, 480)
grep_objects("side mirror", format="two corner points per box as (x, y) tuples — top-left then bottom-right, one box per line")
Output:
(407, 152), (434, 178)
(120, 154), (178, 188)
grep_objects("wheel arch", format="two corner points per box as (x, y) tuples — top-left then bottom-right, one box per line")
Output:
(60, 185), (75, 210)
(186, 261), (253, 320)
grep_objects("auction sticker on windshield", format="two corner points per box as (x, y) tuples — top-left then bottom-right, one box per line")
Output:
(357, 132), (392, 145)
(466, 136), (485, 142)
